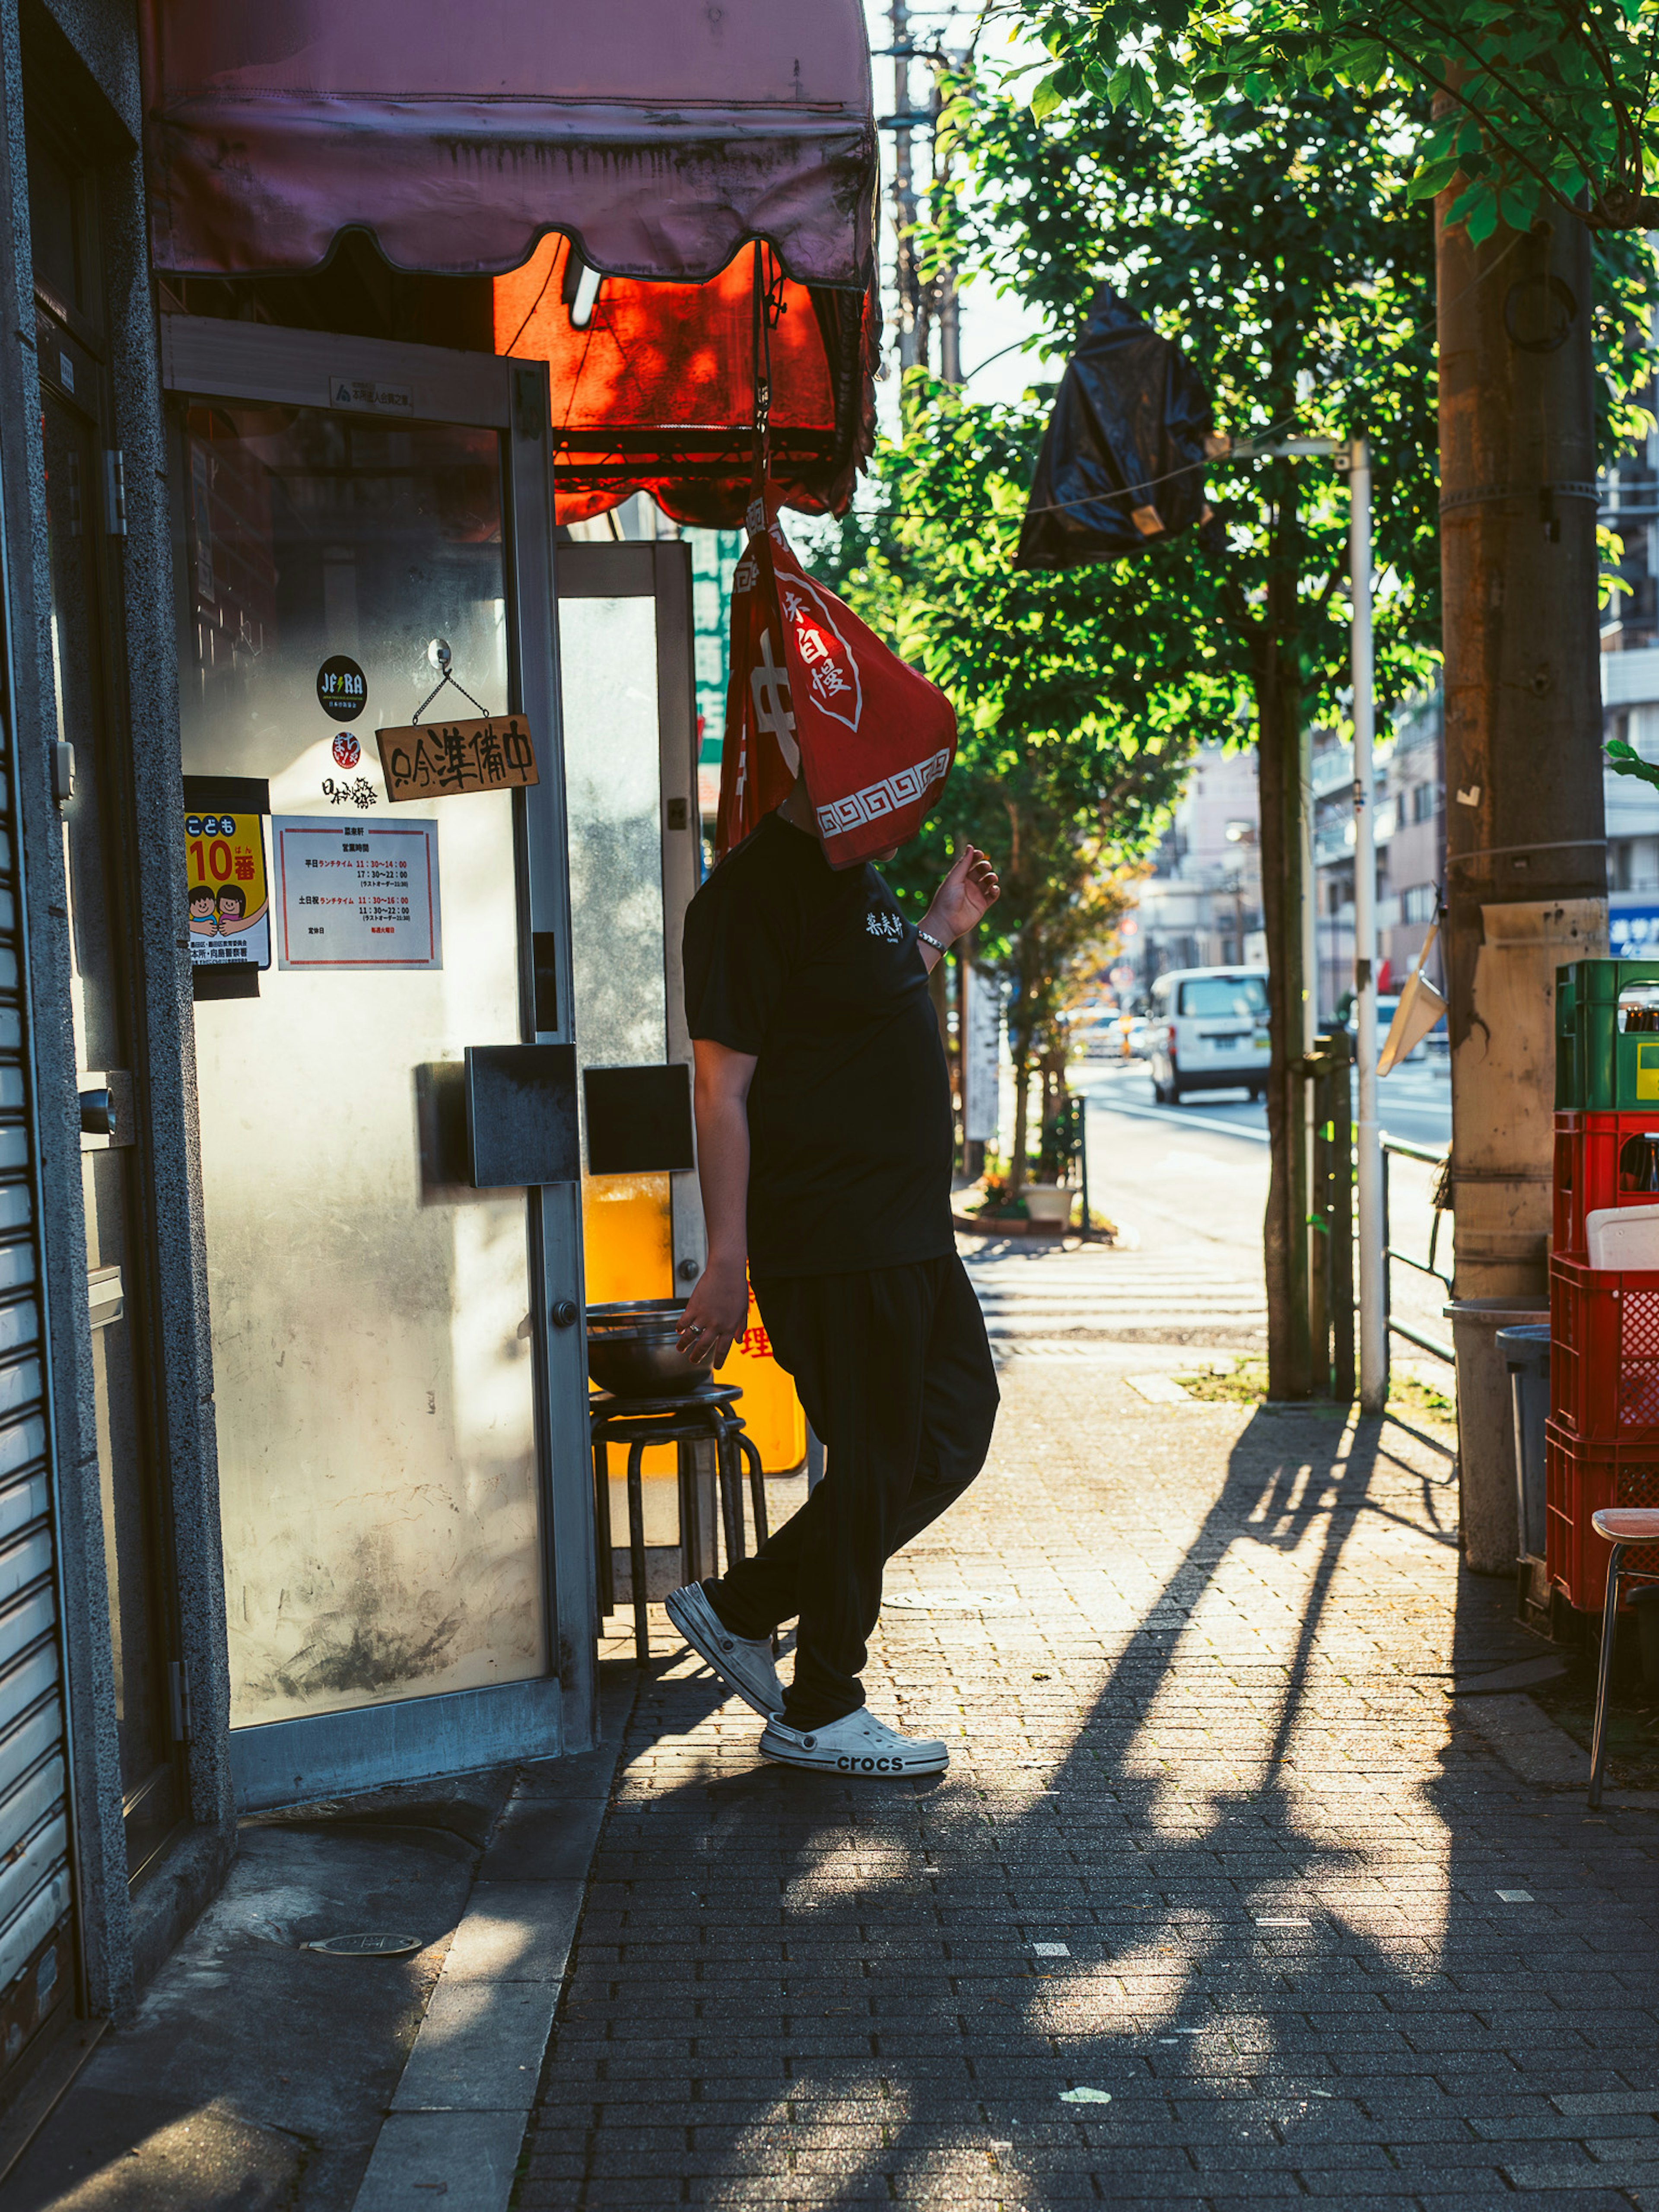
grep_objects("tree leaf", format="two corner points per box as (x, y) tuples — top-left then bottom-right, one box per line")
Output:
(1030, 71), (1065, 123)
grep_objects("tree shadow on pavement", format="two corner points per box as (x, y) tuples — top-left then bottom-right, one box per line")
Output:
(522, 1402), (1656, 2211)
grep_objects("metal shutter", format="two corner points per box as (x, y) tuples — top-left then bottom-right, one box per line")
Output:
(0, 753), (73, 2060)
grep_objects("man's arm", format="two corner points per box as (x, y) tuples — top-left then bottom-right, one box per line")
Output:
(676, 1038), (759, 1368)
(915, 844), (1000, 972)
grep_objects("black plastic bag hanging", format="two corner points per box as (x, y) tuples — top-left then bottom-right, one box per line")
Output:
(1016, 286), (1217, 569)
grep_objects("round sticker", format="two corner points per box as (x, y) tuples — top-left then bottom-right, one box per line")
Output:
(317, 655), (367, 723)
(331, 733), (362, 769)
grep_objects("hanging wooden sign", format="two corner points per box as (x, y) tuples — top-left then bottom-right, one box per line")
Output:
(375, 715), (539, 804)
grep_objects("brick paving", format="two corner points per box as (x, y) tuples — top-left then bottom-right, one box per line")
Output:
(517, 1353), (1659, 2209)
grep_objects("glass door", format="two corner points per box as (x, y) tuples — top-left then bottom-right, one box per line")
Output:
(558, 541), (805, 1581)
(164, 321), (592, 1808)
(34, 122), (188, 1882)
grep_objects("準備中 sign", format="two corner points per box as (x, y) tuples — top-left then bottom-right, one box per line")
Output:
(186, 810), (270, 971)
(374, 716), (537, 804)
(272, 816), (442, 971)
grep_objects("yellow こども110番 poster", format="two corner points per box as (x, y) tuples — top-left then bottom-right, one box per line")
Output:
(185, 808), (270, 970)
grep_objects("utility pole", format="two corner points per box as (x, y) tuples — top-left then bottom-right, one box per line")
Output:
(1436, 174), (1607, 1570)
(1436, 183), (1607, 1309)
(889, 0), (921, 372)
(933, 64), (960, 385)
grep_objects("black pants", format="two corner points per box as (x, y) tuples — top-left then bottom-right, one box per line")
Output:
(706, 1252), (999, 1730)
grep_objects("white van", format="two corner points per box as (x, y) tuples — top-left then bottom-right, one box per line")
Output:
(1147, 967), (1271, 1103)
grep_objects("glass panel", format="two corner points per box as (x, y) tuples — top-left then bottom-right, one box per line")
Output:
(179, 403), (544, 1729)
(559, 596), (666, 1067)
(1179, 975), (1269, 1019)
(44, 378), (184, 1868)
(27, 134), (87, 324)
(558, 595), (675, 1306)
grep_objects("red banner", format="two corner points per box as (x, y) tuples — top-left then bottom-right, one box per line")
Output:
(715, 508), (956, 869)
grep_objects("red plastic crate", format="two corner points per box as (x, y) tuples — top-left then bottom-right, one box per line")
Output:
(1550, 1253), (1659, 1437)
(1545, 1415), (1659, 1610)
(1552, 1109), (1659, 1259)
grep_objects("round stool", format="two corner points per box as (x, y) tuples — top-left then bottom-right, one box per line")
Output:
(589, 1386), (768, 1666)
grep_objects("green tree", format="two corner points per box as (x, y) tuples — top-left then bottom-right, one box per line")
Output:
(887, 70), (1444, 1390)
(813, 393), (1192, 1194)
(1020, 1), (1659, 241)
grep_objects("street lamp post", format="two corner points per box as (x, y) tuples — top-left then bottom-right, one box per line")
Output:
(1229, 432), (1385, 1412)
(1346, 437), (1386, 1414)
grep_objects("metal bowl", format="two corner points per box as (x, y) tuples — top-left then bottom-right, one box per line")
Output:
(586, 1299), (715, 1398)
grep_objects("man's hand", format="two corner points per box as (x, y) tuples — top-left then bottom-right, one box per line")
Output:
(680, 1038), (759, 1367)
(920, 845), (1000, 961)
(676, 1256), (750, 1369)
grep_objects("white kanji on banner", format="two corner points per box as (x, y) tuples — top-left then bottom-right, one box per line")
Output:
(749, 629), (800, 774)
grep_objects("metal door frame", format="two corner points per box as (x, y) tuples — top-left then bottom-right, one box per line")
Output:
(160, 317), (596, 1805)
(556, 540), (705, 1286)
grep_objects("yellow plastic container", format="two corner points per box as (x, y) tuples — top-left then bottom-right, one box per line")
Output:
(584, 1173), (805, 1490)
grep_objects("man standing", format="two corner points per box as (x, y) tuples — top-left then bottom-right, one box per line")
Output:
(665, 777), (1001, 1777)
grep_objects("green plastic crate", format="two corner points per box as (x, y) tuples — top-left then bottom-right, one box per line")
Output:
(1557, 959), (1659, 1110)
(1557, 966), (1578, 1111)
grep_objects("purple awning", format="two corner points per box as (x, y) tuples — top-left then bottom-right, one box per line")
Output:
(140, 0), (875, 286)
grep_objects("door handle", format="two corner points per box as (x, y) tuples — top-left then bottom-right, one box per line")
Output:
(79, 1071), (134, 1148)
(79, 1087), (114, 1138)
(464, 1044), (579, 1189)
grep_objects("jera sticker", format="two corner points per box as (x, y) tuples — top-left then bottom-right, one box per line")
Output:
(185, 812), (271, 971)
(317, 655), (367, 723)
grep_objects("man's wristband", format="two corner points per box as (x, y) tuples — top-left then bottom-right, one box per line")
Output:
(916, 926), (952, 955)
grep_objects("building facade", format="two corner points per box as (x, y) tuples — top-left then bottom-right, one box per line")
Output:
(0, 0), (880, 2156)
(1125, 744), (1264, 991)
(1312, 691), (1447, 1023)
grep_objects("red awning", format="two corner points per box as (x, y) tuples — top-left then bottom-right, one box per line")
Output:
(499, 239), (875, 527)
(139, 0), (878, 518)
(139, 0), (874, 288)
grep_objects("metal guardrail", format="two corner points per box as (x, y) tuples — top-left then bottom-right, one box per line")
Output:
(1380, 1133), (1455, 1366)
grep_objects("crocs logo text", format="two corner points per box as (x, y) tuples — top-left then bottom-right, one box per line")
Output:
(836, 1755), (903, 1772)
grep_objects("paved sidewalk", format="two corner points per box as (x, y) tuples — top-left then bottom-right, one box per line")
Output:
(517, 1350), (1659, 2210)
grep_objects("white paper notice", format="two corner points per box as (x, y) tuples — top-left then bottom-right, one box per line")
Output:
(272, 816), (442, 971)
(962, 962), (1003, 1144)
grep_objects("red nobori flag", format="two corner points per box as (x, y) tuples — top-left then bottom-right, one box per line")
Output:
(714, 530), (797, 861)
(715, 508), (956, 869)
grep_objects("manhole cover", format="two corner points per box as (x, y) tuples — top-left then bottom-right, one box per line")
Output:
(305, 1932), (422, 1958)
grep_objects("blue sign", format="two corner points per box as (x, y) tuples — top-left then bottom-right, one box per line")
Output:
(1610, 904), (1659, 957)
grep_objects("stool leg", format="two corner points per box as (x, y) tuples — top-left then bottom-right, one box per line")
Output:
(677, 1437), (699, 1590)
(627, 1440), (650, 1669)
(1590, 1542), (1627, 1808)
(716, 1424), (744, 1572)
(593, 1436), (614, 1615)
(740, 1434), (768, 1548)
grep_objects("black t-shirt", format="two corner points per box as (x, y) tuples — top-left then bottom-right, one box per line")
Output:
(682, 810), (955, 1277)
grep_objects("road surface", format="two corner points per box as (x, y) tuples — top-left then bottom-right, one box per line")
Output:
(963, 1053), (1455, 1375)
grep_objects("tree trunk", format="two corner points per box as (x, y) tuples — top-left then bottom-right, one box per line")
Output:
(1008, 924), (1039, 1196)
(1010, 1049), (1031, 1196)
(1437, 186), (1607, 1306)
(927, 956), (957, 1181)
(1255, 509), (1313, 1401)
(960, 939), (985, 1183)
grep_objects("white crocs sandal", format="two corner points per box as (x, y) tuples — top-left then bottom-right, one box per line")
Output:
(664, 1583), (785, 1717)
(758, 1709), (948, 1777)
